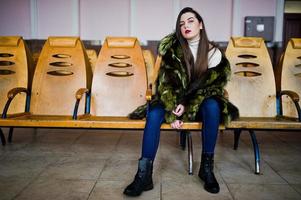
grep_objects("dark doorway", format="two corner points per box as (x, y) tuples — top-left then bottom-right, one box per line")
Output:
(283, 13), (301, 47)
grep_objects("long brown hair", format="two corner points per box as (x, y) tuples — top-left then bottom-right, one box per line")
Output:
(175, 7), (215, 81)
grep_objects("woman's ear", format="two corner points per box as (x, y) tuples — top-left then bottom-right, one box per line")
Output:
(200, 22), (203, 30)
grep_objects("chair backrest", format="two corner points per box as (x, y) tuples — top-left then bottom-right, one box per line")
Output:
(143, 50), (154, 84)
(30, 37), (92, 115)
(280, 38), (301, 118)
(90, 37), (147, 116)
(0, 36), (33, 114)
(225, 37), (276, 117)
(150, 55), (162, 95)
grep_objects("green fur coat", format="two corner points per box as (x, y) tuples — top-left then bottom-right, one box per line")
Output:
(129, 33), (239, 124)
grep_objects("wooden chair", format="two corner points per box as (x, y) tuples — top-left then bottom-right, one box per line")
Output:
(225, 37), (275, 174)
(0, 36), (34, 145)
(226, 37), (276, 118)
(89, 37), (147, 119)
(30, 37), (92, 116)
(1, 37), (92, 141)
(225, 37), (301, 174)
(279, 38), (301, 121)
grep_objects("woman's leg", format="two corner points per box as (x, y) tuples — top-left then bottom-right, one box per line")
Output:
(124, 104), (165, 197)
(198, 98), (221, 194)
(141, 104), (165, 160)
(199, 98), (220, 154)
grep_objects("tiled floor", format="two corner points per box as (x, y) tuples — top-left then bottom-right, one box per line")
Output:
(0, 128), (300, 200)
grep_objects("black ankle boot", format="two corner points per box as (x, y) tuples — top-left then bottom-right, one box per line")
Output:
(198, 153), (220, 194)
(123, 157), (154, 196)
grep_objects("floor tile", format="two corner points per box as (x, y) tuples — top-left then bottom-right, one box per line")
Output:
(88, 180), (160, 200)
(162, 178), (232, 200)
(0, 176), (33, 200)
(15, 178), (95, 200)
(0, 155), (59, 178)
(277, 169), (301, 184)
(227, 183), (301, 200)
(291, 184), (301, 195)
(39, 154), (106, 180)
(218, 158), (287, 184)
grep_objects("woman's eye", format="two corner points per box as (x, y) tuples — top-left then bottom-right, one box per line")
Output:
(180, 23), (184, 27)
(188, 20), (194, 23)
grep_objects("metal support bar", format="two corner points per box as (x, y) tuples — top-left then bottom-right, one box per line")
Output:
(2, 98), (13, 119)
(294, 101), (301, 122)
(25, 93), (31, 112)
(187, 131), (193, 175)
(234, 129), (242, 150)
(0, 128), (6, 146)
(179, 131), (186, 150)
(249, 130), (260, 174)
(8, 127), (14, 143)
(72, 99), (80, 120)
(85, 92), (91, 114)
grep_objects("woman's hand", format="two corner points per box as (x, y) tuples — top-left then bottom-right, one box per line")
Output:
(172, 104), (185, 117)
(171, 120), (184, 129)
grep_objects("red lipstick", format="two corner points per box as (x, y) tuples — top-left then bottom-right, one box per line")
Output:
(185, 30), (191, 34)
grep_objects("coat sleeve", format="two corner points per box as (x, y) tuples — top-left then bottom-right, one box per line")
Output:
(156, 59), (179, 122)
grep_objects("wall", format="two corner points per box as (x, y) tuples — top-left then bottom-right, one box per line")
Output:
(0, 0), (31, 38)
(35, 0), (79, 38)
(0, 0), (284, 42)
(80, 0), (130, 40)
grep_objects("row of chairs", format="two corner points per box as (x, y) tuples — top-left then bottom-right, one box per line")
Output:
(0, 36), (149, 117)
(0, 36), (300, 175)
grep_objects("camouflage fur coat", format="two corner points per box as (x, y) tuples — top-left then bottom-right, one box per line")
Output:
(129, 33), (239, 124)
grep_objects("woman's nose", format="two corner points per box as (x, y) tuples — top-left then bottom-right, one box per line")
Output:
(184, 23), (189, 29)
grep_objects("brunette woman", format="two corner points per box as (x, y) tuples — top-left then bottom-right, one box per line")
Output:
(124, 7), (238, 196)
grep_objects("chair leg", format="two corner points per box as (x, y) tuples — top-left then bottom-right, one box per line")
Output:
(249, 130), (260, 174)
(187, 131), (193, 175)
(234, 129), (242, 150)
(8, 127), (14, 143)
(0, 128), (6, 146)
(179, 131), (187, 150)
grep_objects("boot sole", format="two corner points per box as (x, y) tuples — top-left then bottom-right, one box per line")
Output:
(123, 183), (154, 197)
(198, 174), (220, 194)
(204, 186), (220, 194)
(144, 183), (154, 191)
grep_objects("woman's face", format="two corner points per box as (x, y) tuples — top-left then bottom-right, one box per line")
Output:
(179, 12), (202, 41)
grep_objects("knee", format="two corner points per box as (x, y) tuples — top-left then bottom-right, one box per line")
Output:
(201, 98), (220, 117)
(148, 105), (165, 120)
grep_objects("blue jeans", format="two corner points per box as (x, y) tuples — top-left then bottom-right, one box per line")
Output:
(141, 98), (220, 160)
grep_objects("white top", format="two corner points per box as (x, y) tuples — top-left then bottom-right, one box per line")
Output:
(208, 48), (222, 68)
(188, 40), (222, 69)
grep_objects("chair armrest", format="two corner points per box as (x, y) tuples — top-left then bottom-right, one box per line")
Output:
(146, 84), (152, 102)
(7, 87), (29, 99)
(278, 90), (301, 122)
(280, 90), (299, 102)
(76, 88), (89, 100)
(2, 87), (29, 119)
(73, 88), (89, 120)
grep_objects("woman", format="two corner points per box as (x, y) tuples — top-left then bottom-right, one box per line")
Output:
(124, 7), (238, 196)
